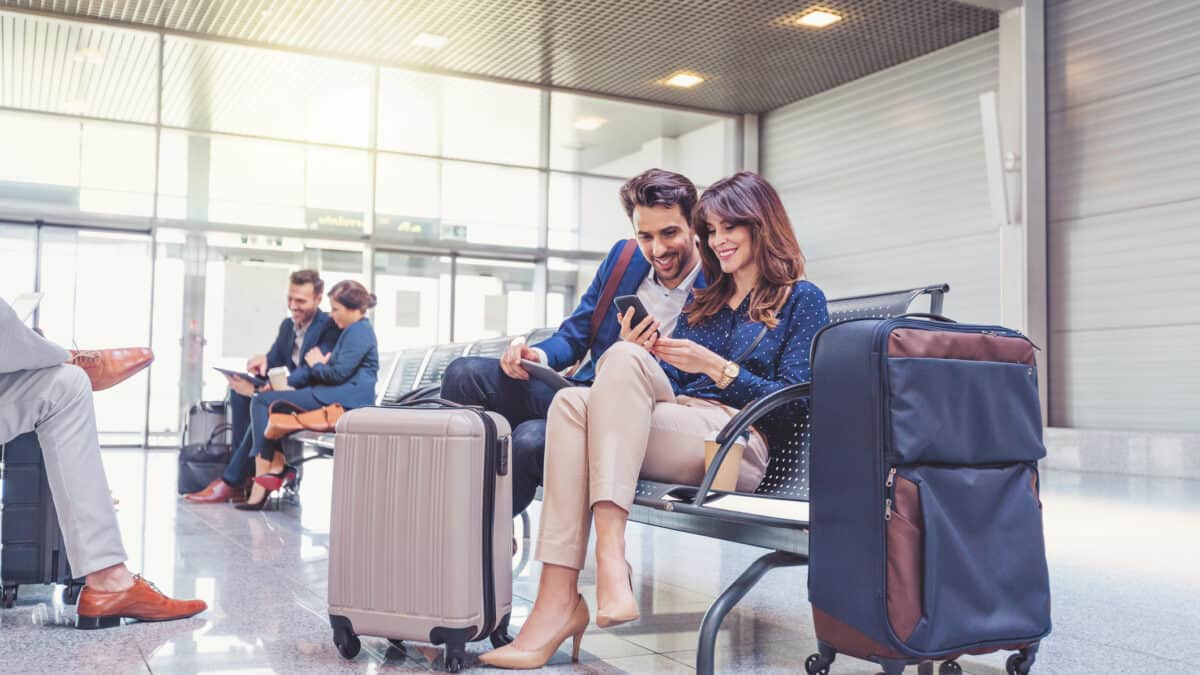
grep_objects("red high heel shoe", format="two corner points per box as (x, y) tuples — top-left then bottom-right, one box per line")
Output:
(253, 465), (298, 492)
(235, 466), (297, 511)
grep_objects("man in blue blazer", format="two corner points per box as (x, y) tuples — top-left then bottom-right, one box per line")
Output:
(442, 169), (708, 518)
(186, 270), (341, 502)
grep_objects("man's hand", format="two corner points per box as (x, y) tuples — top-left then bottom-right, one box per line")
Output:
(652, 337), (726, 379)
(225, 374), (256, 398)
(305, 347), (330, 368)
(246, 354), (268, 376)
(500, 339), (542, 381)
(619, 308), (660, 350)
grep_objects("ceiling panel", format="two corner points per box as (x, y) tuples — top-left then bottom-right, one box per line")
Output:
(0, 0), (998, 114)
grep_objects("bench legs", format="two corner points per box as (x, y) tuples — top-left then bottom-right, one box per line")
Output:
(695, 550), (808, 675)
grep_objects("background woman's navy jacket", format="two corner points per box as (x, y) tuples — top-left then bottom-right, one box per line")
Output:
(266, 310), (342, 388)
(291, 318), (379, 409)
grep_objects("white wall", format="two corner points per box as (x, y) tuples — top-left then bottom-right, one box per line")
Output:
(1046, 0), (1200, 432)
(762, 32), (1001, 324)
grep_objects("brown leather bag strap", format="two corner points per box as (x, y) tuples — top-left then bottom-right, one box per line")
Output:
(589, 239), (638, 349)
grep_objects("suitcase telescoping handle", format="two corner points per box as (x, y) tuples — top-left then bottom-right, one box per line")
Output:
(383, 398), (483, 410)
(897, 312), (956, 323)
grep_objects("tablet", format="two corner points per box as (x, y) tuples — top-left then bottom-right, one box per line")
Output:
(213, 367), (268, 388)
(519, 359), (575, 391)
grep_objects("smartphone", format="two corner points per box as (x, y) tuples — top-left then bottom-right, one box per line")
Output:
(613, 294), (653, 328)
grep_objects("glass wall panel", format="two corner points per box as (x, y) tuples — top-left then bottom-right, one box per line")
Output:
(454, 258), (537, 341)
(547, 258), (601, 326)
(147, 229), (186, 441)
(549, 91), (734, 186)
(373, 252), (452, 356)
(548, 173), (628, 252)
(441, 162), (540, 248)
(162, 37), (372, 147)
(378, 70), (542, 167)
(376, 157), (540, 247)
(0, 224), (37, 300)
(37, 228), (152, 442)
(0, 112), (156, 218)
(0, 11), (158, 123)
(158, 131), (368, 232)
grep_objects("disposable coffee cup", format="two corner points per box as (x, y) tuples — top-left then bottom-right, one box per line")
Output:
(268, 366), (290, 391)
(703, 431), (746, 492)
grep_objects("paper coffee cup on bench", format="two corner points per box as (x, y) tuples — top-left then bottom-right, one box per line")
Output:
(703, 431), (746, 492)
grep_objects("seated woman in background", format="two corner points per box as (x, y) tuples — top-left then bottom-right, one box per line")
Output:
(237, 280), (380, 510)
(480, 171), (830, 669)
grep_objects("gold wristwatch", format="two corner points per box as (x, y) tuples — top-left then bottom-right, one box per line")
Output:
(715, 360), (740, 389)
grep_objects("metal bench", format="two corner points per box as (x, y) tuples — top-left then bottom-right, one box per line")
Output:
(289, 283), (949, 673)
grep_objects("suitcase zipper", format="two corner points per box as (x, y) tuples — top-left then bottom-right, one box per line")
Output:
(475, 410), (499, 642)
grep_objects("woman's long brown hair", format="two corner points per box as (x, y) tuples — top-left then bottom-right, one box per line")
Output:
(687, 171), (805, 329)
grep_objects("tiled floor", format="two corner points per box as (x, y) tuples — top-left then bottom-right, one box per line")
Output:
(2, 449), (1198, 674)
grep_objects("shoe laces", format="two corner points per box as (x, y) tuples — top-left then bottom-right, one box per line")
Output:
(133, 574), (165, 596)
(70, 346), (101, 366)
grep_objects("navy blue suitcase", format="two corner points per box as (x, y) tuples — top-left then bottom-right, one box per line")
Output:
(1, 432), (85, 608)
(806, 316), (1051, 675)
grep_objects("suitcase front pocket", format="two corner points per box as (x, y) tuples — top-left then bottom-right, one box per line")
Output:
(887, 358), (1044, 465)
(886, 464), (1051, 654)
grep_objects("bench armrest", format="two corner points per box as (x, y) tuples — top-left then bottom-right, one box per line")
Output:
(696, 381), (812, 506)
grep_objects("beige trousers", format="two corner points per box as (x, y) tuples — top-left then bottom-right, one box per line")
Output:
(536, 342), (769, 570)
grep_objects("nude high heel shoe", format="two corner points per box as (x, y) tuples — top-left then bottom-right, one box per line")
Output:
(478, 595), (589, 669)
(596, 562), (640, 628)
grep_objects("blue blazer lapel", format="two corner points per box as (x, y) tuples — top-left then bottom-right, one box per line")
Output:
(299, 311), (328, 356)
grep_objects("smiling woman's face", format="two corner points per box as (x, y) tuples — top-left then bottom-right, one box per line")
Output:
(705, 218), (754, 276)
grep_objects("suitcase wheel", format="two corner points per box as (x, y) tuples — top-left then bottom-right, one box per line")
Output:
(2, 585), (17, 609)
(939, 661), (963, 674)
(334, 633), (360, 660)
(386, 639), (407, 660)
(62, 582), (84, 605)
(444, 654), (463, 673)
(1006, 652), (1034, 675)
(805, 653), (832, 675)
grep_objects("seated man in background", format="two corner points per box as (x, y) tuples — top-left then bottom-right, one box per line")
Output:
(441, 168), (707, 519)
(184, 269), (341, 503)
(0, 297), (207, 629)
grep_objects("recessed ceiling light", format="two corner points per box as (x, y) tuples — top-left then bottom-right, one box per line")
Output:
(664, 72), (704, 88)
(796, 9), (842, 28)
(72, 47), (105, 65)
(413, 33), (449, 49)
(573, 116), (607, 131)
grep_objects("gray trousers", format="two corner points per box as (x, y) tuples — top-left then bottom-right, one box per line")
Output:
(0, 364), (128, 577)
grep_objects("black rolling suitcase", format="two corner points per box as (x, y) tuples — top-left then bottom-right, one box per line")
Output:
(1, 432), (84, 608)
(177, 400), (232, 494)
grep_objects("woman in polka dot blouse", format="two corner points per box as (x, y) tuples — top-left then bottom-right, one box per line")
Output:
(481, 171), (829, 669)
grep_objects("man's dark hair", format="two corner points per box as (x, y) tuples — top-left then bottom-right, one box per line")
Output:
(289, 269), (324, 296)
(618, 168), (698, 226)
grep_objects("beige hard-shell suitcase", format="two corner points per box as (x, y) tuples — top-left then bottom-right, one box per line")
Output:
(327, 400), (513, 672)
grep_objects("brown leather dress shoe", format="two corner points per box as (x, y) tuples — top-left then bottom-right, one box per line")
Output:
(68, 348), (154, 391)
(184, 478), (248, 503)
(76, 576), (207, 629)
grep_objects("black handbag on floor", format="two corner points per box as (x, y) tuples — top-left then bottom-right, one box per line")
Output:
(177, 423), (233, 494)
